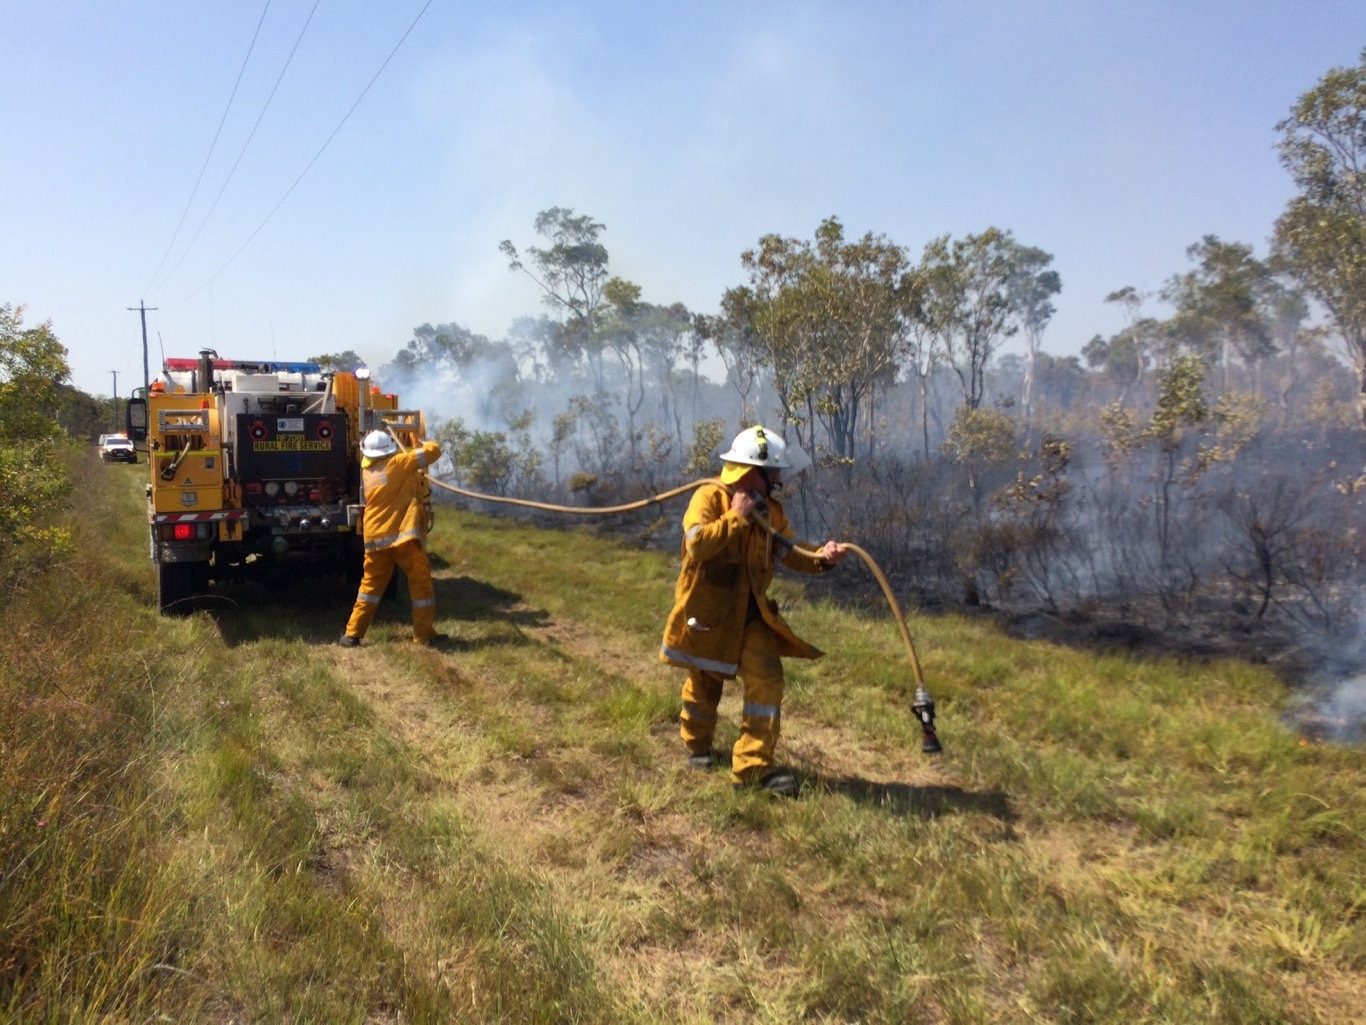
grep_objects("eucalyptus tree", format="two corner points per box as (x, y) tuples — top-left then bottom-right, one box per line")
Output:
(737, 231), (827, 455)
(1161, 236), (1272, 395)
(1100, 286), (1154, 395)
(676, 307), (709, 428)
(899, 256), (953, 459)
(309, 350), (365, 373)
(920, 228), (1024, 411)
(1100, 354), (1259, 592)
(1096, 356), (1209, 588)
(1031, 352), (1086, 413)
(391, 322), (515, 375)
(1082, 326), (1151, 406)
(1145, 358), (1211, 575)
(1273, 48), (1366, 425)
(813, 218), (909, 460)
(506, 315), (565, 386)
(738, 217), (907, 461)
(1008, 246), (1061, 425)
(708, 291), (766, 425)
(635, 300), (695, 451)
(1260, 278), (1312, 416)
(1105, 287), (1147, 344)
(500, 207), (612, 392)
(593, 279), (695, 463)
(599, 277), (647, 460)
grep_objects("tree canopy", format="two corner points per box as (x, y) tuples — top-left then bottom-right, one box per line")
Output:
(1274, 46), (1366, 423)
(0, 304), (73, 569)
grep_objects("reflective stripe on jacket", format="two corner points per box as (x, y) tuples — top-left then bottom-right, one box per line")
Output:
(659, 479), (828, 676)
(361, 440), (441, 552)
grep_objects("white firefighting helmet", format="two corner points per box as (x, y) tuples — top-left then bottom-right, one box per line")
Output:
(720, 426), (791, 470)
(361, 430), (399, 459)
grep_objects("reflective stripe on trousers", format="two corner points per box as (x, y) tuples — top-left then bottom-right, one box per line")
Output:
(678, 617), (785, 784)
(344, 538), (437, 643)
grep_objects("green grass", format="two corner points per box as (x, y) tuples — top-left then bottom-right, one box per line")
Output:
(1, 460), (1363, 1022)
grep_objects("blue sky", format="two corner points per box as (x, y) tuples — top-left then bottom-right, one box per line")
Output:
(4, 1), (1364, 398)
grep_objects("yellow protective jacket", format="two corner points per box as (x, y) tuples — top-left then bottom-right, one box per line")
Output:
(361, 440), (441, 552)
(659, 480), (831, 677)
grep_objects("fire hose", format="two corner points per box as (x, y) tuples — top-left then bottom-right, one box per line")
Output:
(749, 501), (942, 756)
(381, 431), (942, 753)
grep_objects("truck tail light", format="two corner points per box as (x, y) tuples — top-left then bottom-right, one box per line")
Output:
(160, 522), (211, 542)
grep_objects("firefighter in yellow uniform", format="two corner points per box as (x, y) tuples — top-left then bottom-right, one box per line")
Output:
(339, 430), (443, 647)
(660, 426), (847, 795)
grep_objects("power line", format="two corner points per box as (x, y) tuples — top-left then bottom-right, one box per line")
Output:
(143, 0), (273, 298)
(154, 0), (323, 299)
(184, 0), (435, 300)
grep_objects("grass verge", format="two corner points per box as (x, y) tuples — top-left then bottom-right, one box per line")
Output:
(1, 465), (1363, 1023)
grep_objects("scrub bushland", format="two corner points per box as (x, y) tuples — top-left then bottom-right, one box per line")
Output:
(2, 456), (1363, 1023)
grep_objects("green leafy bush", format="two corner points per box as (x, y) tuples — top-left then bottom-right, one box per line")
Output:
(0, 303), (73, 576)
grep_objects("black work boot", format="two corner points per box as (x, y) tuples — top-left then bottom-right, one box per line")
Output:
(733, 770), (798, 797)
(687, 751), (716, 771)
(338, 634), (360, 648)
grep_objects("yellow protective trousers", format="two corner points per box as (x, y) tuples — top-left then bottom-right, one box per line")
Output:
(679, 617), (785, 784)
(343, 538), (437, 643)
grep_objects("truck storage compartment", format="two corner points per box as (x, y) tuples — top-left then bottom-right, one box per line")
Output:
(234, 411), (351, 507)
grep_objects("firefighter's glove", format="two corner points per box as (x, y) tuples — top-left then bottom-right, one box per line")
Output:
(819, 541), (849, 567)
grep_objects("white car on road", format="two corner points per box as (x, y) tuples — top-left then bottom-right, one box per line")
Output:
(98, 433), (137, 463)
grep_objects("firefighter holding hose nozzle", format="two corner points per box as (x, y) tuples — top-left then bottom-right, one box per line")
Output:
(339, 430), (444, 647)
(659, 426), (847, 796)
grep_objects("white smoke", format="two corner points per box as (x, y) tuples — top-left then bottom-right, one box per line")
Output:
(1303, 676), (1366, 744)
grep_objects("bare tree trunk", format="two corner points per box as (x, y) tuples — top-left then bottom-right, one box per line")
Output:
(1357, 341), (1366, 427)
(867, 380), (876, 462)
(919, 375), (931, 460)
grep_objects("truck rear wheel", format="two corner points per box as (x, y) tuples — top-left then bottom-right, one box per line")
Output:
(157, 561), (209, 615)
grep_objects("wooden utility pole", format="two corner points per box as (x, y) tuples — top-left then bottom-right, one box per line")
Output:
(110, 370), (119, 430)
(127, 301), (157, 395)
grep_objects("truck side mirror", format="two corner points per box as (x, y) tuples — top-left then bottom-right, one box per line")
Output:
(126, 397), (148, 442)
